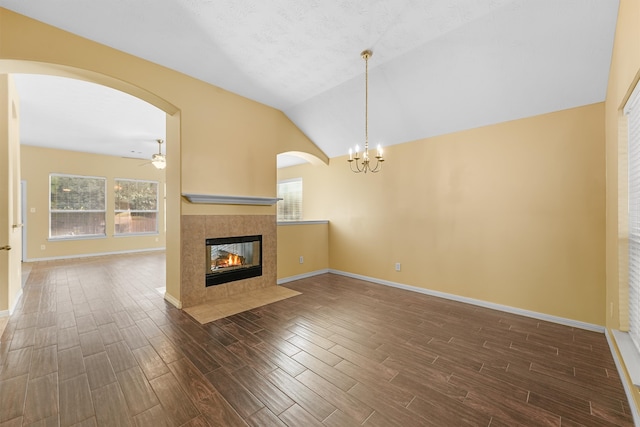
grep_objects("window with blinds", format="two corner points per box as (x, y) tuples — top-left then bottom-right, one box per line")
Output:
(50, 174), (106, 239)
(626, 81), (640, 355)
(277, 178), (302, 221)
(114, 179), (159, 235)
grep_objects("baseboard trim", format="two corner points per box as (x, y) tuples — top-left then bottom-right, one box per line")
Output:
(164, 292), (182, 309)
(277, 269), (330, 285)
(328, 269), (604, 333)
(10, 288), (23, 315)
(605, 329), (640, 426)
(25, 247), (165, 262)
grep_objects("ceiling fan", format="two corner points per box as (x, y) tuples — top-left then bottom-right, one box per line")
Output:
(150, 138), (166, 169)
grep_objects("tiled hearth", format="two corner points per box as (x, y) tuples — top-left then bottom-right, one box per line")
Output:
(181, 215), (276, 308)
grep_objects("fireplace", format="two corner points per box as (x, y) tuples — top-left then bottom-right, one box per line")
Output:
(205, 235), (262, 286)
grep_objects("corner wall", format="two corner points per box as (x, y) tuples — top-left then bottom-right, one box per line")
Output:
(277, 222), (329, 280)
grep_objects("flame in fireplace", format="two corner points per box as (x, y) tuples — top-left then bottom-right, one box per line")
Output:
(227, 253), (242, 267)
(212, 252), (244, 270)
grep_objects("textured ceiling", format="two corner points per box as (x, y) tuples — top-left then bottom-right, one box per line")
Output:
(0, 0), (620, 167)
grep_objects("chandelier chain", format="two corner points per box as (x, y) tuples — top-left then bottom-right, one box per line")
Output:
(365, 51), (369, 153)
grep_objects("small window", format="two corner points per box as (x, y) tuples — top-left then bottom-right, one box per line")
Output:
(114, 179), (159, 235)
(50, 174), (106, 239)
(277, 178), (302, 221)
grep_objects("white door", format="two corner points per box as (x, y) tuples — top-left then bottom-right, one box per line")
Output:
(0, 74), (23, 314)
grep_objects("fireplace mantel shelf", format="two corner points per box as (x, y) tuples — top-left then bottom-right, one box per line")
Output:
(182, 193), (282, 206)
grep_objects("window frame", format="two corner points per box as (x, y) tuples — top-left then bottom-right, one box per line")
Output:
(621, 79), (640, 387)
(49, 173), (107, 240)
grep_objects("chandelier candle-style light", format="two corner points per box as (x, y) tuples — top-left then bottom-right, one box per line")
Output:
(348, 49), (384, 173)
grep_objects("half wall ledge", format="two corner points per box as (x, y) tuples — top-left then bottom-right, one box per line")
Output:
(182, 193), (282, 206)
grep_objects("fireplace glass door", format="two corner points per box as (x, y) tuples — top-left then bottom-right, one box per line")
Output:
(205, 235), (262, 286)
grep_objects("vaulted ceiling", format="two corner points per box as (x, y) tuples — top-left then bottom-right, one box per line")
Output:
(1, 0), (620, 167)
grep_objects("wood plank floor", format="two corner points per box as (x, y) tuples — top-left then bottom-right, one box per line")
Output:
(0, 252), (635, 426)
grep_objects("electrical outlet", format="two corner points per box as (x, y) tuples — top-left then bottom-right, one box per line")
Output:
(395, 262), (401, 272)
(30, 207), (36, 213)
(40, 244), (46, 250)
(299, 256), (304, 264)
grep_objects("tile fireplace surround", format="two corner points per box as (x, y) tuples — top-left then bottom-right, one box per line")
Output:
(181, 215), (276, 308)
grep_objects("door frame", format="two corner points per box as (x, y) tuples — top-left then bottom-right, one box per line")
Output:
(21, 180), (26, 262)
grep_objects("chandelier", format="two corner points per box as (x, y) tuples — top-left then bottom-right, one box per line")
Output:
(348, 50), (384, 173)
(151, 139), (166, 170)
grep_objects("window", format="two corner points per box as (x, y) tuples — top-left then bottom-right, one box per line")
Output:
(114, 179), (159, 235)
(277, 178), (302, 221)
(626, 82), (640, 355)
(50, 174), (106, 239)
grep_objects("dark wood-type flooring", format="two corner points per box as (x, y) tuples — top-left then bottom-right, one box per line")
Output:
(0, 252), (635, 426)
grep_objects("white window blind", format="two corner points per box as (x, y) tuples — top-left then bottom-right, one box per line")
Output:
(277, 178), (302, 221)
(50, 174), (106, 239)
(626, 81), (640, 354)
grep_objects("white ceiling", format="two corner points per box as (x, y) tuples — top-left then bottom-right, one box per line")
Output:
(13, 75), (167, 160)
(1, 0), (620, 168)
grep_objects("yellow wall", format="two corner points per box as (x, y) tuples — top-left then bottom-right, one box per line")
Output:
(276, 223), (329, 279)
(280, 103), (606, 325)
(21, 145), (166, 260)
(605, 0), (640, 412)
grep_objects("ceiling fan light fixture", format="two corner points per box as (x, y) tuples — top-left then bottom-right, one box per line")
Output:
(151, 139), (167, 169)
(151, 153), (166, 169)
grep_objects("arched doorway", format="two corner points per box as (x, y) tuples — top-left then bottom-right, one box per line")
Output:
(0, 61), (181, 315)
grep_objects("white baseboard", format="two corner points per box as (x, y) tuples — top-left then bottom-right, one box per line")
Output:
(328, 269), (604, 333)
(277, 269), (329, 285)
(606, 330), (640, 426)
(25, 247), (165, 262)
(10, 288), (23, 315)
(1, 288), (24, 317)
(164, 291), (182, 309)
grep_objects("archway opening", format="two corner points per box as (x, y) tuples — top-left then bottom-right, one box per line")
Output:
(1, 60), (181, 313)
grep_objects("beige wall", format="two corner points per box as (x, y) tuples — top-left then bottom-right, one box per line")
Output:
(280, 103), (606, 325)
(21, 145), (166, 260)
(605, 0), (640, 412)
(277, 223), (329, 279)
